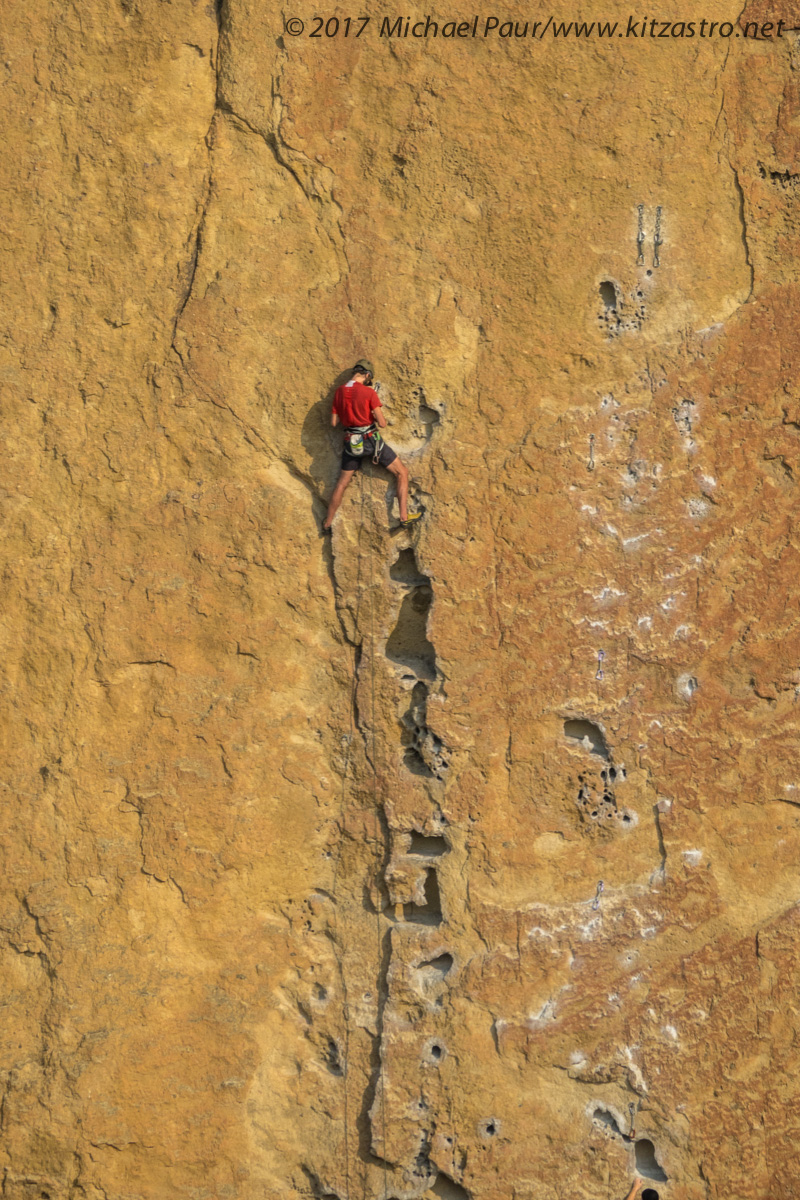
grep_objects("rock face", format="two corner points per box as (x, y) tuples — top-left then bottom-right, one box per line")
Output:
(2, 1), (800, 1198)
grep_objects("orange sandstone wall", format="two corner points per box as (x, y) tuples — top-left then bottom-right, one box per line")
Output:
(1, 1), (799, 1198)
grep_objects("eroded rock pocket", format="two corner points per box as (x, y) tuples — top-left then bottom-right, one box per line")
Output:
(402, 683), (449, 779)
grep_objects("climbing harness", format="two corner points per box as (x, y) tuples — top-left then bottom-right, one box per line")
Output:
(636, 203), (645, 265)
(344, 424), (375, 456)
(344, 423), (385, 465)
(653, 206), (663, 268)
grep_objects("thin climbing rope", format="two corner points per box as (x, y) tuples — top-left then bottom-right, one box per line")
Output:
(367, 463), (391, 1200)
(330, 476), (369, 1200)
(179, 355), (389, 1193)
(329, 467), (389, 1200)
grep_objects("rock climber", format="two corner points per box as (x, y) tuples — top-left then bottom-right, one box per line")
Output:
(322, 360), (423, 534)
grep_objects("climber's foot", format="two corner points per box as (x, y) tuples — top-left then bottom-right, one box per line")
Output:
(400, 510), (423, 529)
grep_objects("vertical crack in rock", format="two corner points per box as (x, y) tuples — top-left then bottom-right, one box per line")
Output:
(653, 804), (668, 879)
(732, 165), (755, 300)
(357, 911), (393, 1172)
(170, 2), (221, 357)
(212, 22), (349, 278)
(171, 134), (215, 358)
(323, 500), (461, 1193)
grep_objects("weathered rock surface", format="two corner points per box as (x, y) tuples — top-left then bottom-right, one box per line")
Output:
(2, 1), (799, 1198)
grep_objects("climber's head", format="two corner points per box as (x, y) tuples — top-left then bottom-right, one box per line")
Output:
(352, 360), (374, 385)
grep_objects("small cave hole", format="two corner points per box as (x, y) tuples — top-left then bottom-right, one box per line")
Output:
(417, 952), (453, 978)
(325, 1038), (343, 1076)
(641, 1192), (659, 1200)
(564, 718), (610, 759)
(592, 1106), (630, 1141)
(599, 280), (618, 311)
(430, 1043), (443, 1060)
(635, 1138), (668, 1182)
(419, 403), (440, 427)
(408, 831), (448, 856)
(390, 547), (429, 585)
(403, 867), (443, 926)
(431, 1175), (469, 1200)
(479, 1117), (500, 1139)
(405, 747), (434, 778)
(401, 682), (449, 779)
(386, 585), (436, 680)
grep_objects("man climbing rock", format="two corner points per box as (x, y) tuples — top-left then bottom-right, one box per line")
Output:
(322, 360), (423, 533)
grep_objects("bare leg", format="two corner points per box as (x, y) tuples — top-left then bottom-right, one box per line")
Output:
(387, 459), (410, 521)
(324, 469), (357, 529)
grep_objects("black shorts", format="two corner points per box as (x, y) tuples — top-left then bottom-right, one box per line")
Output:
(342, 441), (397, 473)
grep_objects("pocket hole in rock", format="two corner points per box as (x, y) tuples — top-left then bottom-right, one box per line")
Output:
(564, 718), (610, 759)
(386, 585), (436, 681)
(414, 952), (454, 997)
(424, 1038), (447, 1064)
(592, 1106), (629, 1139)
(391, 547), (429, 585)
(599, 280), (618, 310)
(478, 1117), (500, 1139)
(417, 952), (453, 977)
(325, 1038), (343, 1076)
(641, 1191), (660, 1200)
(408, 831), (448, 856)
(401, 683), (449, 780)
(403, 867), (443, 925)
(635, 1138), (668, 1182)
(431, 1174), (469, 1200)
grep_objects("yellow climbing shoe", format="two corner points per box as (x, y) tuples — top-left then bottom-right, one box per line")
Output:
(401, 511), (423, 528)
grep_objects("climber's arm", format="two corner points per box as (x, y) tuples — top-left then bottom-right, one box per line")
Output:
(331, 411), (340, 427)
(623, 1179), (643, 1200)
(372, 404), (387, 429)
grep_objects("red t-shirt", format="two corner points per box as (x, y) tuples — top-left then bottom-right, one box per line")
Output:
(333, 380), (382, 427)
